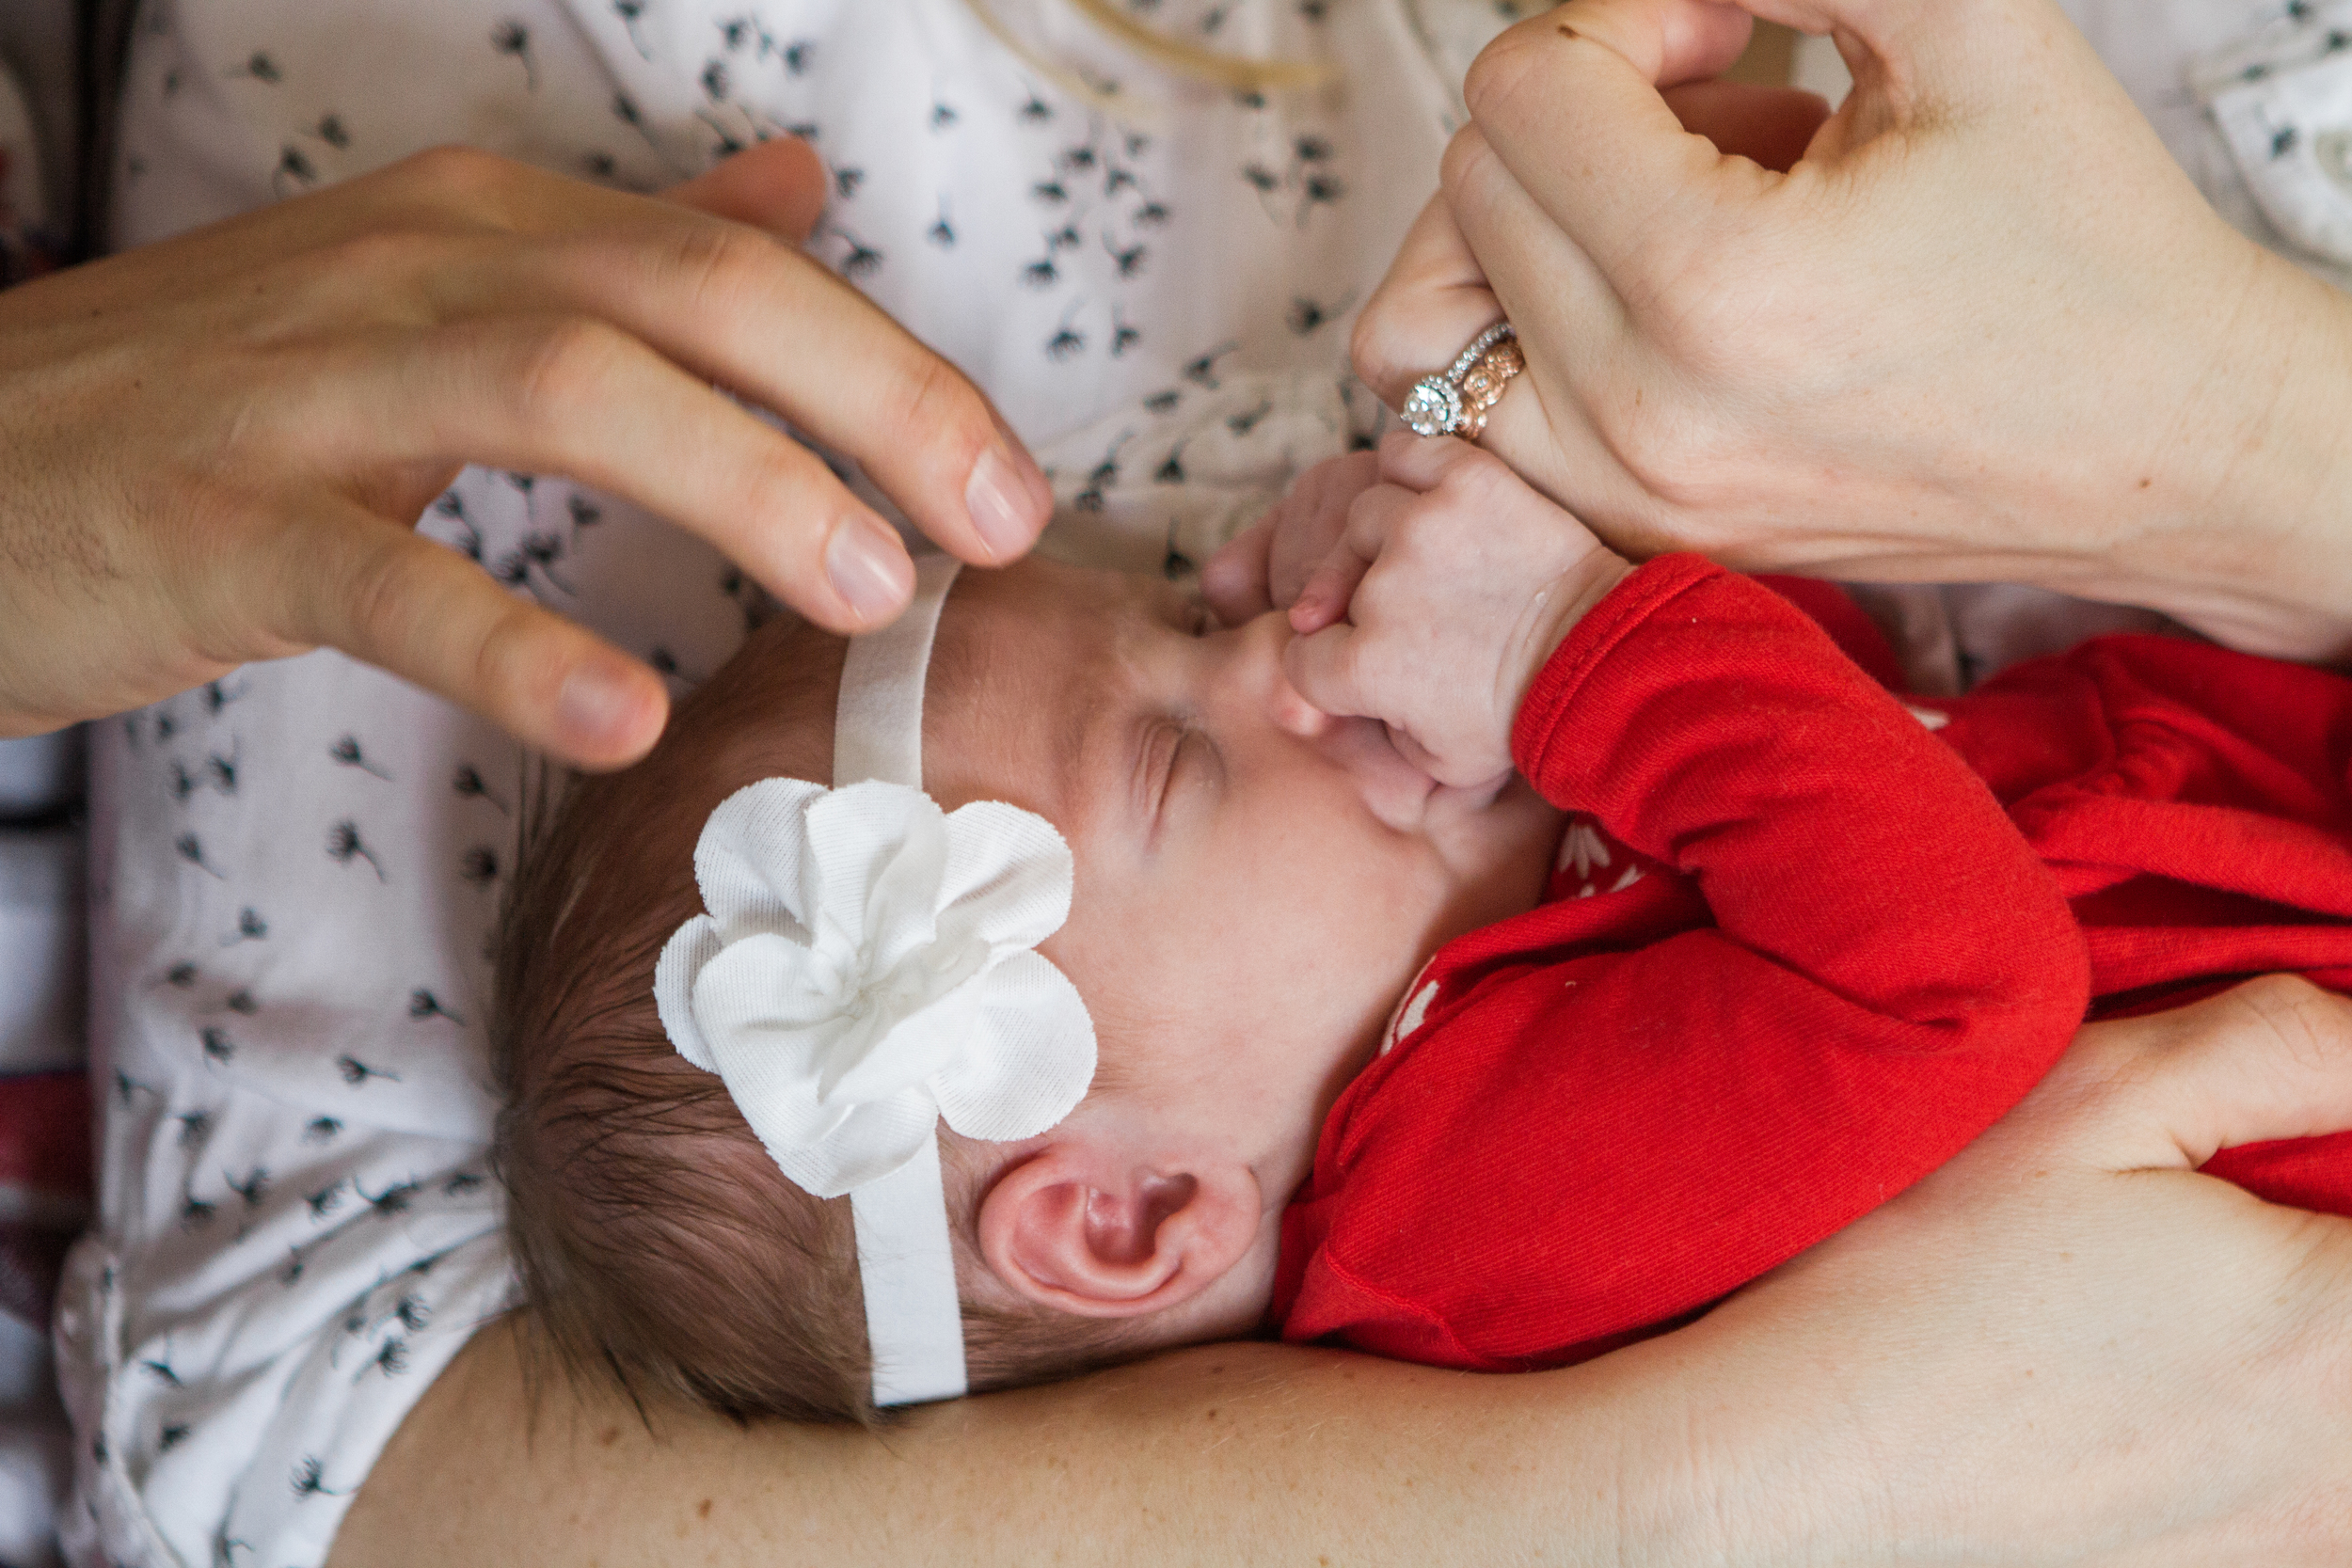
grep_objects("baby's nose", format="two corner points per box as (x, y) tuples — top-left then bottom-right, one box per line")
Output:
(1241, 611), (1331, 739)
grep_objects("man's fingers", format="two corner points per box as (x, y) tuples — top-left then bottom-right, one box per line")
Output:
(277, 504), (669, 768)
(2065, 978), (2352, 1173)
(474, 223), (1051, 572)
(345, 312), (917, 634)
(661, 137), (829, 244)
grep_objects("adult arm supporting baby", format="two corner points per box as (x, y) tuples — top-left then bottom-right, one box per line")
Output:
(331, 978), (2352, 1568)
(1283, 554), (2090, 1367)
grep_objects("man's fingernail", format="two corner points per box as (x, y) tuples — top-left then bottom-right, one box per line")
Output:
(557, 662), (644, 748)
(965, 446), (1042, 562)
(826, 515), (914, 624)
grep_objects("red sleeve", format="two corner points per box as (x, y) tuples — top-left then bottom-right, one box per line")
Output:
(1277, 555), (2090, 1369)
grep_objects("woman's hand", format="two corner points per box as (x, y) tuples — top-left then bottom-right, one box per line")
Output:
(1695, 974), (2352, 1561)
(0, 140), (1053, 768)
(335, 977), (2352, 1567)
(1353, 0), (2352, 664)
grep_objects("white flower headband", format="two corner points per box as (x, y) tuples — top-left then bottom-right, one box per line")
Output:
(652, 555), (1097, 1407)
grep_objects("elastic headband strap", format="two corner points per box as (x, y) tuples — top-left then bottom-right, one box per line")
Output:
(834, 553), (967, 1407)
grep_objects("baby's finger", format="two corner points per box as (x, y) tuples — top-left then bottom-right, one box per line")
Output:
(1269, 451), (1382, 610)
(268, 503), (669, 768)
(1375, 429), (1493, 492)
(1202, 518), (1276, 626)
(331, 312), (917, 635)
(1291, 483), (1408, 632)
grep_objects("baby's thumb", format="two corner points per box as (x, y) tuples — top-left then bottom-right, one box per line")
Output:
(1282, 623), (1376, 726)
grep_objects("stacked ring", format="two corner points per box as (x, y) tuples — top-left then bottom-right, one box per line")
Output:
(1400, 320), (1525, 439)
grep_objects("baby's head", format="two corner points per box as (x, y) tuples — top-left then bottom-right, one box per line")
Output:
(492, 555), (1558, 1420)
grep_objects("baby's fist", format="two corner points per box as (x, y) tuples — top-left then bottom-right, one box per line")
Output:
(1284, 434), (1629, 787)
(1202, 450), (1380, 625)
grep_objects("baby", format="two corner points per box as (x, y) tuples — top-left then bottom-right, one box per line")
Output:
(492, 434), (2352, 1422)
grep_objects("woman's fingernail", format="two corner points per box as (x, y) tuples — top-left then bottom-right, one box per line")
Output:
(826, 515), (914, 625)
(966, 446), (1043, 562)
(557, 662), (644, 749)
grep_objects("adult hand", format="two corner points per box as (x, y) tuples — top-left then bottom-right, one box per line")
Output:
(1696, 974), (2352, 1561)
(1353, 0), (2352, 664)
(0, 140), (1053, 768)
(1275, 433), (1629, 787)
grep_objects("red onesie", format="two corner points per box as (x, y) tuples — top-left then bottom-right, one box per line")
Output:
(1273, 553), (2352, 1371)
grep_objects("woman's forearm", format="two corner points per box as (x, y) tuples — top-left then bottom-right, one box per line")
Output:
(2127, 246), (2352, 662)
(332, 982), (2352, 1568)
(328, 1315), (1737, 1568)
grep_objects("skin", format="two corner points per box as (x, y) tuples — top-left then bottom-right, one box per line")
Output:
(0, 139), (1051, 767)
(1351, 0), (2352, 663)
(901, 558), (1562, 1336)
(1210, 434), (1634, 787)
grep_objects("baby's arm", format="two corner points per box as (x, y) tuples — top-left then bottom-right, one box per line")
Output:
(1279, 448), (2093, 1369)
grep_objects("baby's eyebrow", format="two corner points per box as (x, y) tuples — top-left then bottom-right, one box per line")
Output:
(1050, 613), (1154, 845)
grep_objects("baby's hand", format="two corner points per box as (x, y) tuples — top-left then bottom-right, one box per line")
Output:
(1201, 450), (1380, 625)
(1284, 434), (1630, 788)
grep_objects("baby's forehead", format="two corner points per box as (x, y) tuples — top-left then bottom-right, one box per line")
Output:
(923, 560), (1177, 810)
(936, 559), (1177, 683)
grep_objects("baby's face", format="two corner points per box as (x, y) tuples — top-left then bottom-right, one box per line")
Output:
(922, 557), (1563, 1193)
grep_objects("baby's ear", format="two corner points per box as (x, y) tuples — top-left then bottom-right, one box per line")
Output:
(976, 1143), (1260, 1319)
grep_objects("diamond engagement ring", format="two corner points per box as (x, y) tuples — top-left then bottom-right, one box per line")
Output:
(1399, 320), (1525, 439)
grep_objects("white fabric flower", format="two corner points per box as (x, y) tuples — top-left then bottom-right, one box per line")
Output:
(654, 778), (1097, 1197)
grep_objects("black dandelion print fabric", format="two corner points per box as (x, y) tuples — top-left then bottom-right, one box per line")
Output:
(72, 2), (1521, 1564)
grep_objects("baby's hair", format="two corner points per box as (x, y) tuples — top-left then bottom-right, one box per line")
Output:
(492, 601), (1152, 1424)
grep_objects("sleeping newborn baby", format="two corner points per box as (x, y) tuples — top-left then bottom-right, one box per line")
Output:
(494, 434), (2352, 1422)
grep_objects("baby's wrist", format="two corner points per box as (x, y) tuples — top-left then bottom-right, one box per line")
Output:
(1506, 546), (1635, 724)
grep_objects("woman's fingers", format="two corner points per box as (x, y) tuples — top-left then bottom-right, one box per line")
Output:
(1660, 80), (1831, 171)
(1461, 1), (1756, 277)
(1350, 194), (1508, 412)
(2055, 977), (2352, 1174)
(271, 501), (669, 768)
